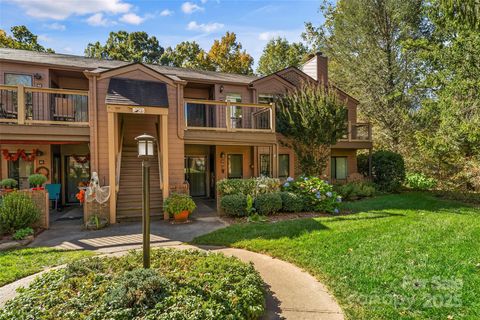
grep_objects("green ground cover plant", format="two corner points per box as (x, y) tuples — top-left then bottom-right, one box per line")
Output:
(194, 192), (480, 319)
(0, 249), (265, 320)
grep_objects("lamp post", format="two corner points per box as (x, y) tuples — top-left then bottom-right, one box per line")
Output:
(135, 133), (156, 268)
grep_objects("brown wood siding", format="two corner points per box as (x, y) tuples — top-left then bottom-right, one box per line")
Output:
(0, 62), (49, 87)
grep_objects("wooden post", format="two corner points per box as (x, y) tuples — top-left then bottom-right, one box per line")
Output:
(368, 123), (372, 141)
(107, 112), (117, 224)
(17, 84), (25, 125)
(348, 121), (352, 142)
(270, 102), (276, 132)
(161, 114), (169, 220)
(226, 101), (232, 132)
(272, 143), (279, 178)
(368, 148), (373, 178)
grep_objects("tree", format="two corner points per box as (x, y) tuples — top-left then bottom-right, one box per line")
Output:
(256, 38), (309, 75)
(160, 41), (214, 70)
(0, 25), (54, 52)
(208, 32), (253, 74)
(276, 84), (348, 176)
(85, 31), (164, 64)
(411, 0), (480, 190)
(439, 0), (480, 29)
(302, 0), (426, 152)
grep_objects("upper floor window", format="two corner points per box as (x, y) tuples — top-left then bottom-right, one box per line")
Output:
(4, 73), (32, 86)
(258, 94), (274, 104)
(226, 93), (242, 128)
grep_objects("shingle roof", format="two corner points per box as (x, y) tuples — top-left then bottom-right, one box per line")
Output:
(0, 48), (259, 84)
(106, 78), (169, 107)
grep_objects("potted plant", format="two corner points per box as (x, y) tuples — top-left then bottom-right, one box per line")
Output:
(164, 193), (196, 222)
(28, 174), (47, 190)
(0, 178), (18, 193)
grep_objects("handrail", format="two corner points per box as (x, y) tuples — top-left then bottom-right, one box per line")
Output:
(184, 98), (271, 109)
(115, 118), (125, 194)
(339, 122), (372, 142)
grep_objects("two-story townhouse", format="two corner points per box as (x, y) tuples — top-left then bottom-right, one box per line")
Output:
(0, 48), (372, 223)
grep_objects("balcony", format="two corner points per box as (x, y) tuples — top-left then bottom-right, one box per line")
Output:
(0, 84), (89, 126)
(183, 98), (276, 144)
(335, 121), (373, 149)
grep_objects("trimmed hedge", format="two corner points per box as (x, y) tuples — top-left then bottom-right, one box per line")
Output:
(220, 194), (247, 217)
(335, 181), (376, 201)
(0, 249), (266, 320)
(217, 177), (280, 197)
(254, 192), (282, 215)
(280, 192), (304, 212)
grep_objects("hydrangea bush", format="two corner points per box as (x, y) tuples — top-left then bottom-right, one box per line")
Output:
(217, 177), (280, 197)
(282, 176), (341, 213)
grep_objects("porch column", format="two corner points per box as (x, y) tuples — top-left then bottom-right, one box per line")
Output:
(272, 143), (279, 178)
(368, 148), (373, 178)
(108, 111), (117, 224)
(161, 114), (169, 220)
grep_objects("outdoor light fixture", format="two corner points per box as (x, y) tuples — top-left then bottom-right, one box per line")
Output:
(135, 133), (157, 268)
(219, 84), (224, 93)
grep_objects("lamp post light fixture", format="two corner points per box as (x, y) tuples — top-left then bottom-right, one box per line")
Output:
(135, 133), (156, 268)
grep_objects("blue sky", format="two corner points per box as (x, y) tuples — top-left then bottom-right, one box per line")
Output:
(0, 0), (324, 67)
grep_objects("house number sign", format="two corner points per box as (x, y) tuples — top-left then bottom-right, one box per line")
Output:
(132, 107), (145, 113)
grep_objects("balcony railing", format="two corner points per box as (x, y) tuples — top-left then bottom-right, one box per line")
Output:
(342, 121), (372, 141)
(184, 98), (275, 133)
(0, 84), (89, 126)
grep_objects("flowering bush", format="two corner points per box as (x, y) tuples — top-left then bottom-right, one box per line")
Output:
(282, 176), (341, 213)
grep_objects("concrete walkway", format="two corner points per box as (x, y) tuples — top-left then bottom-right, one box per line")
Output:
(3, 212), (344, 319)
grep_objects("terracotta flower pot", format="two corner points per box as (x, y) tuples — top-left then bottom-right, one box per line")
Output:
(174, 210), (189, 222)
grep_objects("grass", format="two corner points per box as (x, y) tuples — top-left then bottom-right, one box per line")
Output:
(193, 192), (480, 319)
(0, 247), (94, 286)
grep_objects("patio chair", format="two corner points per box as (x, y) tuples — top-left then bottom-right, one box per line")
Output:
(46, 184), (61, 210)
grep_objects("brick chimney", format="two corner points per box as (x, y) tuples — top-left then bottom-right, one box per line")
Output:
(301, 52), (328, 85)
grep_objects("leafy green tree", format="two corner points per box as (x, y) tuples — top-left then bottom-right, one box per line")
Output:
(160, 41), (214, 70)
(276, 84), (348, 176)
(256, 37), (309, 75)
(411, 0), (480, 190)
(85, 31), (164, 64)
(208, 32), (253, 74)
(439, 0), (480, 29)
(302, 0), (426, 152)
(0, 25), (54, 52)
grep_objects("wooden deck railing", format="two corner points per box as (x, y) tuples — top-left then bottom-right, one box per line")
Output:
(184, 98), (275, 133)
(342, 121), (372, 141)
(0, 84), (89, 126)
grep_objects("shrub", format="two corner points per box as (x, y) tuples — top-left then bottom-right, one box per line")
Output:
(254, 192), (282, 215)
(0, 178), (18, 189)
(283, 176), (341, 213)
(335, 181), (376, 201)
(28, 174), (47, 187)
(405, 173), (437, 190)
(371, 150), (405, 192)
(280, 191), (304, 212)
(0, 249), (266, 319)
(357, 153), (370, 176)
(217, 177), (280, 197)
(0, 192), (39, 234)
(163, 193), (196, 218)
(12, 227), (34, 240)
(221, 194), (247, 217)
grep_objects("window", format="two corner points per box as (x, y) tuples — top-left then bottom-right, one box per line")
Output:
(226, 94), (242, 128)
(278, 154), (290, 178)
(258, 94), (274, 104)
(4, 73), (32, 86)
(227, 154), (243, 179)
(331, 157), (348, 180)
(259, 154), (270, 177)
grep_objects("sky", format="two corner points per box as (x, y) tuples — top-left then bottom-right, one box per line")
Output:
(0, 0), (324, 68)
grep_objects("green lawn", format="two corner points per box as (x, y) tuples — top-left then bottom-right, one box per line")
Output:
(0, 247), (94, 286)
(193, 192), (480, 319)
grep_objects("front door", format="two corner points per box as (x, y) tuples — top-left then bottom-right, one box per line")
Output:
(185, 156), (207, 197)
(65, 155), (90, 203)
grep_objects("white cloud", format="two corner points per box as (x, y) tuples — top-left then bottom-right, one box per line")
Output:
(86, 13), (109, 26)
(187, 21), (223, 33)
(119, 13), (145, 25)
(181, 2), (204, 14)
(37, 34), (52, 42)
(258, 31), (283, 41)
(160, 9), (174, 16)
(43, 22), (66, 31)
(10, 0), (131, 20)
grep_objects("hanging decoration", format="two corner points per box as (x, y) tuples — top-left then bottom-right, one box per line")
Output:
(72, 154), (90, 164)
(2, 149), (38, 162)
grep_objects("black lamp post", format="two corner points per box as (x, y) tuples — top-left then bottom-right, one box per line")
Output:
(135, 133), (156, 268)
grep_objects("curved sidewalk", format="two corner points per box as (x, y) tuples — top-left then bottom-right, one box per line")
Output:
(0, 243), (343, 320)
